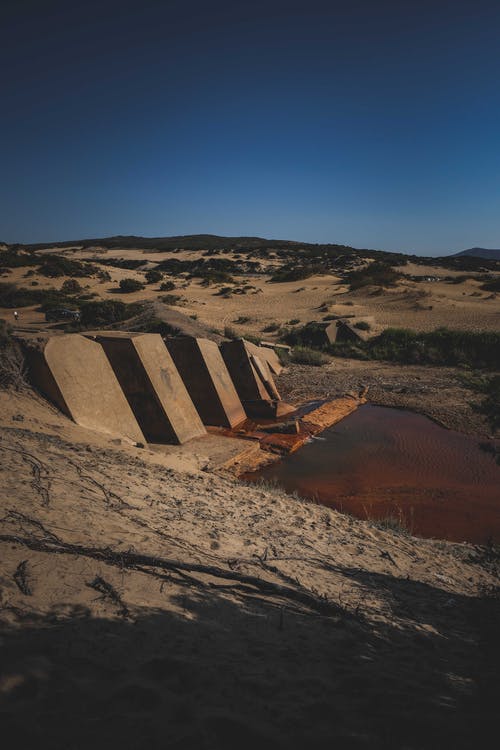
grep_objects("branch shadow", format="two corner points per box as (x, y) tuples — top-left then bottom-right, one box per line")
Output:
(0, 572), (498, 750)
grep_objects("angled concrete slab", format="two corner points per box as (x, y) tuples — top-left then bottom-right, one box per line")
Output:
(220, 339), (295, 419)
(166, 336), (246, 428)
(21, 333), (145, 442)
(86, 332), (206, 444)
(257, 345), (283, 375)
(220, 339), (270, 403)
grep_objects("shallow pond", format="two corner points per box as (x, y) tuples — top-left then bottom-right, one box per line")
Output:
(245, 405), (500, 544)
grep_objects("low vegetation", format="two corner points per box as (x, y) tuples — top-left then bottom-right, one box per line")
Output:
(269, 264), (325, 283)
(0, 282), (92, 311)
(145, 269), (163, 284)
(61, 278), (83, 295)
(460, 373), (500, 433)
(158, 294), (181, 306)
(291, 346), (330, 366)
(118, 278), (144, 293)
(37, 255), (100, 278)
(480, 277), (500, 293)
(0, 319), (26, 389)
(78, 300), (144, 328)
(324, 328), (500, 370)
(346, 262), (402, 291)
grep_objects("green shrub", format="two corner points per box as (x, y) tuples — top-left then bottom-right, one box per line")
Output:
(243, 334), (261, 346)
(270, 264), (325, 283)
(138, 317), (181, 336)
(216, 286), (233, 296)
(159, 280), (176, 291)
(61, 278), (83, 295)
(0, 319), (26, 389)
(0, 283), (81, 310)
(346, 262), (402, 290)
(118, 278), (144, 293)
(79, 300), (143, 327)
(283, 322), (329, 349)
(481, 278), (500, 293)
(159, 294), (181, 306)
(291, 346), (329, 366)
(354, 320), (371, 331)
(145, 269), (163, 284)
(262, 322), (280, 332)
(328, 327), (500, 370)
(38, 255), (99, 278)
(224, 325), (237, 339)
(233, 316), (252, 324)
(461, 374), (500, 432)
(0, 249), (40, 269)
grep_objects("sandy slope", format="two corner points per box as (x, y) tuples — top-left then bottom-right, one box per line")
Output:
(0, 386), (498, 749)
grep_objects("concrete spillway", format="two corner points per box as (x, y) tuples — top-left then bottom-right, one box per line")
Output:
(166, 336), (246, 429)
(21, 333), (145, 443)
(86, 332), (206, 444)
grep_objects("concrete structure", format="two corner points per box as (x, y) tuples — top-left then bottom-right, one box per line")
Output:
(257, 345), (283, 375)
(295, 318), (372, 348)
(243, 340), (281, 398)
(220, 339), (295, 419)
(22, 333), (145, 443)
(324, 319), (371, 344)
(165, 336), (246, 428)
(220, 339), (272, 403)
(86, 332), (206, 444)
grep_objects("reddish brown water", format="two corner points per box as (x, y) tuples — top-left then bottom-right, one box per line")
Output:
(245, 405), (500, 544)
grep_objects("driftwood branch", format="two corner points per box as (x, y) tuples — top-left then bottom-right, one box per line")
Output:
(0, 529), (340, 617)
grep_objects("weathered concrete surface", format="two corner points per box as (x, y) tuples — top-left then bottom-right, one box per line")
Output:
(220, 339), (295, 418)
(86, 332), (206, 444)
(257, 346), (283, 375)
(220, 339), (270, 403)
(166, 336), (246, 428)
(149, 431), (266, 473)
(243, 340), (281, 398)
(242, 400), (296, 419)
(21, 333), (145, 442)
(325, 320), (370, 344)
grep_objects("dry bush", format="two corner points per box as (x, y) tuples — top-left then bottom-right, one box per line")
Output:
(0, 319), (27, 389)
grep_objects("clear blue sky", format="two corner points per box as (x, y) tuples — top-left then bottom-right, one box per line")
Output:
(1, 0), (500, 254)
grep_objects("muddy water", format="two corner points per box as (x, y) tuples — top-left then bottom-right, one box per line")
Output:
(245, 405), (500, 544)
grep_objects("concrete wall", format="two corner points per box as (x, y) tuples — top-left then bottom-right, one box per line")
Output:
(166, 336), (246, 428)
(88, 332), (206, 444)
(219, 339), (270, 403)
(23, 334), (145, 443)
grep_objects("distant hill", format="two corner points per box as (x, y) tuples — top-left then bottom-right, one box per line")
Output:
(4, 234), (500, 271)
(453, 247), (500, 260)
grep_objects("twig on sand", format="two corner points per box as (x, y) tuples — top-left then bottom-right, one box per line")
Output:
(0, 519), (343, 617)
(13, 560), (32, 595)
(87, 575), (129, 617)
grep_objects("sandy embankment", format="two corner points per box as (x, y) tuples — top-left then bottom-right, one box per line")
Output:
(0, 385), (498, 749)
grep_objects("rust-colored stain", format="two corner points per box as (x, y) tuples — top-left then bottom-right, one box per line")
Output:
(208, 396), (366, 456)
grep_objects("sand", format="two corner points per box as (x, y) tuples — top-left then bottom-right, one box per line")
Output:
(3, 245), (499, 338)
(0, 385), (498, 749)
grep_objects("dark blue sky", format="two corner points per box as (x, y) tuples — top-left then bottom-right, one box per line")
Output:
(2, 0), (500, 253)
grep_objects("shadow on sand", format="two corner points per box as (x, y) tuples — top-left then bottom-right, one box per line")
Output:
(1, 565), (499, 750)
